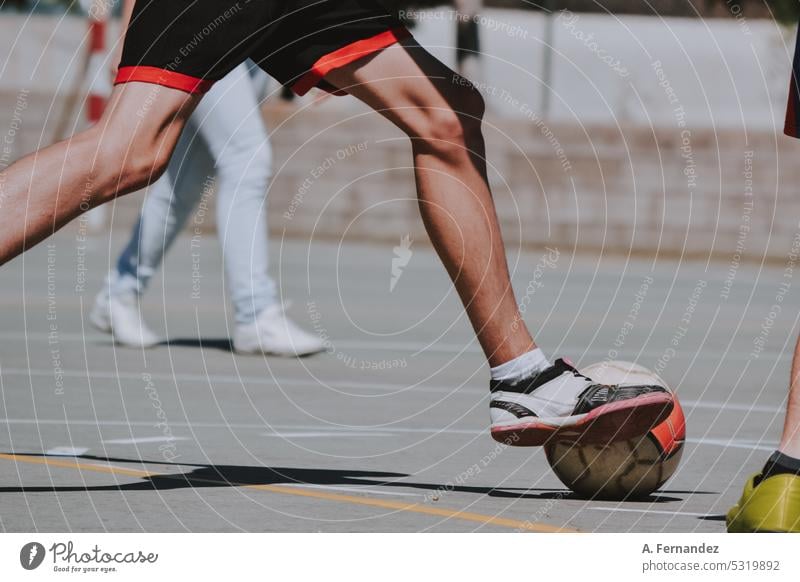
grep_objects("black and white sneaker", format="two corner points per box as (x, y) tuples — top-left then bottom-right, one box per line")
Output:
(490, 358), (674, 446)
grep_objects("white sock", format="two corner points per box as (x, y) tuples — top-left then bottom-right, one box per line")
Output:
(490, 348), (551, 385)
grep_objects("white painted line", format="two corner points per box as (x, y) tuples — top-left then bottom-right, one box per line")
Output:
(102, 436), (191, 445)
(684, 400), (782, 414)
(280, 483), (421, 498)
(0, 331), (791, 360)
(335, 342), (790, 361)
(0, 418), (481, 434)
(0, 367), (484, 396)
(262, 431), (395, 438)
(90, 463), (151, 474)
(0, 418), (784, 447)
(686, 437), (777, 452)
(0, 368), (790, 415)
(588, 507), (713, 518)
(45, 446), (89, 456)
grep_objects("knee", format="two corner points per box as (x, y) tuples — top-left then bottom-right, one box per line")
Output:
(411, 87), (485, 156)
(94, 134), (172, 198)
(79, 121), (175, 204)
(121, 147), (171, 194)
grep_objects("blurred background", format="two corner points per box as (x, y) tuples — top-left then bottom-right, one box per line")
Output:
(2, 1), (800, 535)
(1, 0), (800, 261)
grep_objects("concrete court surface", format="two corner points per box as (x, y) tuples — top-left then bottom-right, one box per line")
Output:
(0, 226), (795, 533)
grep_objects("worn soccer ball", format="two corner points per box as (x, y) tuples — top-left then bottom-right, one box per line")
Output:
(545, 361), (685, 500)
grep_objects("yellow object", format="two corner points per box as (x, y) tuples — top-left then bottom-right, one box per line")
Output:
(727, 473), (800, 533)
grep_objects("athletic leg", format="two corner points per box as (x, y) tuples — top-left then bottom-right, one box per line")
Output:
(727, 332), (800, 532)
(781, 25), (800, 463)
(780, 337), (800, 458)
(323, 39), (673, 445)
(325, 38), (530, 368)
(727, 26), (800, 532)
(0, 83), (199, 265)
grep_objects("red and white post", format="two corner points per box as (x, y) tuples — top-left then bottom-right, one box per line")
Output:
(83, 0), (113, 232)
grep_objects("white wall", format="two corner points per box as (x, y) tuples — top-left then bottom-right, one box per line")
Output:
(408, 8), (796, 129)
(0, 10), (794, 130)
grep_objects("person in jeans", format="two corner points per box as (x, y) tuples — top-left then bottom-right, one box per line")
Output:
(91, 61), (324, 356)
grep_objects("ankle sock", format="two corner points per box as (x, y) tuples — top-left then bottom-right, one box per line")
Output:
(758, 450), (800, 484)
(490, 348), (551, 385)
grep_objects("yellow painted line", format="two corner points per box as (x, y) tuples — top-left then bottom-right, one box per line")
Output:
(0, 453), (575, 532)
(0, 452), (155, 478)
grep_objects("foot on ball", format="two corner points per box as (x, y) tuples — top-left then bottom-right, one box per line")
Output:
(490, 358), (674, 447)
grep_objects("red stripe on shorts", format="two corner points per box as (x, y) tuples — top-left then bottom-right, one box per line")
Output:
(115, 66), (214, 95)
(292, 27), (412, 96)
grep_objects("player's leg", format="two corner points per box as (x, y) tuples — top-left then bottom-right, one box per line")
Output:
(727, 331), (800, 533)
(328, 41), (526, 368)
(779, 338), (800, 458)
(322, 38), (673, 445)
(778, 27), (800, 468)
(727, 330), (800, 533)
(193, 65), (323, 356)
(0, 82), (199, 265)
(727, 26), (800, 532)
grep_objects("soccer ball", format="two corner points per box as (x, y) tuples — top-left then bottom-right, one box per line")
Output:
(545, 361), (685, 500)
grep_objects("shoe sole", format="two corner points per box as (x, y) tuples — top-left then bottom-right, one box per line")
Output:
(233, 338), (326, 357)
(490, 392), (674, 447)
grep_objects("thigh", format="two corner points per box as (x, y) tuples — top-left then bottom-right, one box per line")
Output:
(98, 81), (201, 175)
(322, 37), (479, 134)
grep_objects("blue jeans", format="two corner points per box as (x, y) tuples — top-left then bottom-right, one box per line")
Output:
(114, 64), (276, 324)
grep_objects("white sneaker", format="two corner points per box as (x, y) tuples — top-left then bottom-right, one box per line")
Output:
(90, 286), (161, 348)
(233, 304), (326, 357)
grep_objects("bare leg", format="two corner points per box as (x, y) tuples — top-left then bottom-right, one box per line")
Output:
(325, 39), (533, 366)
(0, 82), (200, 264)
(780, 333), (800, 458)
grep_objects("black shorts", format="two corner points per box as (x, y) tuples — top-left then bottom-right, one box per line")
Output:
(786, 21), (800, 138)
(115, 0), (410, 95)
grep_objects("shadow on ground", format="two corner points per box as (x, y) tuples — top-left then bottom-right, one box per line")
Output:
(0, 453), (715, 504)
(159, 337), (235, 352)
(156, 338), (322, 357)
